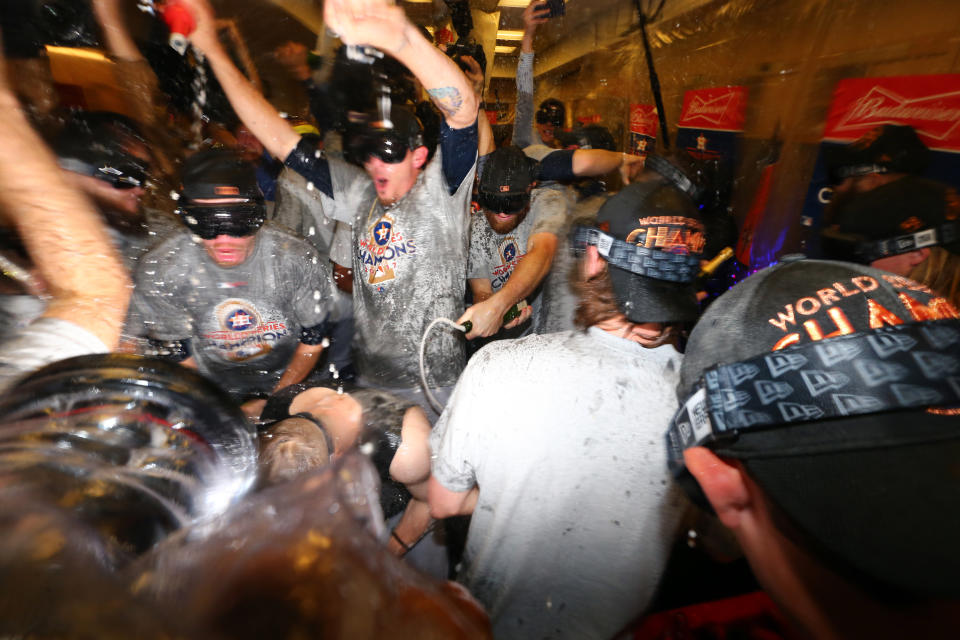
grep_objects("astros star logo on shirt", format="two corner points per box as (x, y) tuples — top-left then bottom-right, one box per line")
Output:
(358, 211), (417, 286)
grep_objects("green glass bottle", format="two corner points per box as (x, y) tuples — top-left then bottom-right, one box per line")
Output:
(461, 301), (527, 334)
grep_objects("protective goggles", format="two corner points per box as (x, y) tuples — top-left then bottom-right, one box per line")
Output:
(178, 203), (265, 240)
(349, 132), (410, 164)
(477, 191), (529, 215)
(665, 319), (960, 489)
(573, 226), (703, 283)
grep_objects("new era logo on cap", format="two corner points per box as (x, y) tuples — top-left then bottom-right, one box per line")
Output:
(765, 352), (807, 377)
(868, 332), (917, 358)
(801, 370), (850, 397)
(833, 393), (886, 416)
(215, 186), (240, 196)
(720, 389), (751, 411)
(911, 352), (960, 378)
(815, 341), (862, 367)
(891, 383), (942, 407)
(755, 380), (793, 405)
(920, 324), (960, 349)
(854, 359), (909, 386)
(778, 402), (825, 422)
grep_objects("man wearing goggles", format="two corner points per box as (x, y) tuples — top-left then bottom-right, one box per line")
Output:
(132, 149), (337, 419)
(173, 0), (479, 419)
(667, 258), (960, 639)
(461, 144), (645, 339)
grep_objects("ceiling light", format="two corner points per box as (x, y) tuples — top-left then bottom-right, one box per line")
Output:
(497, 0), (532, 7)
(496, 30), (525, 41)
(495, 45), (517, 54)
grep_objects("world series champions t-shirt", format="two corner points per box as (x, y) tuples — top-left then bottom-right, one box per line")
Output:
(132, 225), (335, 398)
(346, 148), (476, 388)
(286, 121), (478, 390)
(468, 187), (569, 334)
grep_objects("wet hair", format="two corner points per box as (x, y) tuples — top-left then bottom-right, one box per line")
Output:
(908, 246), (960, 308)
(258, 417), (331, 487)
(573, 262), (621, 329)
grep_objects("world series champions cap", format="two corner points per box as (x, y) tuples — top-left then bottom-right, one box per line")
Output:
(823, 124), (930, 182)
(668, 257), (960, 596)
(578, 169), (706, 324)
(821, 176), (960, 263)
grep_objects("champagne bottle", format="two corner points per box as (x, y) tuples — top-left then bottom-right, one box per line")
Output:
(461, 300), (529, 334)
(697, 246), (733, 282)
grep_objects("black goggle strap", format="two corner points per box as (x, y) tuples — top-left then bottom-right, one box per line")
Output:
(573, 226), (702, 283)
(644, 155), (699, 201)
(666, 319), (960, 476)
(856, 221), (960, 263)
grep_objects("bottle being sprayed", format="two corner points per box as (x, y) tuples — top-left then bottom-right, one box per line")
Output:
(160, 0), (195, 55)
(461, 300), (528, 335)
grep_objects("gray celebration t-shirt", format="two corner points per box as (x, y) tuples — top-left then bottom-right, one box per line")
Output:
(467, 187), (569, 334)
(334, 149), (476, 389)
(132, 224), (335, 397)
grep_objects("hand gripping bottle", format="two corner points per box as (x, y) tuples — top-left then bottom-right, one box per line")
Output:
(160, 1), (195, 55)
(461, 300), (528, 335)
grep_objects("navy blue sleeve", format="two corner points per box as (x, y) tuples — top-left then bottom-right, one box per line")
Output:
(300, 320), (331, 345)
(284, 137), (334, 198)
(537, 149), (576, 182)
(440, 119), (478, 194)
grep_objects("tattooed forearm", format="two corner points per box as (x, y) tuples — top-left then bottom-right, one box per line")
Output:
(427, 87), (464, 119)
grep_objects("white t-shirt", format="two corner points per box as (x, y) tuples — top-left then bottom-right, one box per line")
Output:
(0, 317), (108, 393)
(431, 327), (687, 640)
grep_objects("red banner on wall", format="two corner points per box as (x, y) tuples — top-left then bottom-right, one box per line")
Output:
(677, 86), (748, 132)
(629, 104), (658, 137)
(822, 75), (960, 151)
(628, 104), (658, 155)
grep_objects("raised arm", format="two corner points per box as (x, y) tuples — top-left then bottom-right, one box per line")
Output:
(537, 148), (645, 184)
(512, 1), (548, 148)
(0, 66), (129, 349)
(324, 0), (478, 130)
(462, 56), (495, 156)
(180, 0), (302, 162)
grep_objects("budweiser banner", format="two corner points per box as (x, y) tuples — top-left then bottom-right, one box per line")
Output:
(675, 86), (747, 164)
(802, 74), (960, 236)
(628, 104), (658, 156)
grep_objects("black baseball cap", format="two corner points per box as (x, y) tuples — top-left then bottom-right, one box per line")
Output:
(54, 111), (150, 190)
(477, 146), (539, 214)
(579, 166), (705, 324)
(536, 98), (565, 127)
(821, 176), (960, 262)
(669, 258), (960, 597)
(824, 124), (930, 183)
(178, 149), (266, 239)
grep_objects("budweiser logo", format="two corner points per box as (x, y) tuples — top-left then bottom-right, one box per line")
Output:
(681, 91), (739, 127)
(835, 86), (960, 141)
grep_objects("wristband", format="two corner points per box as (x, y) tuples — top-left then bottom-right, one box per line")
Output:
(391, 529), (412, 554)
